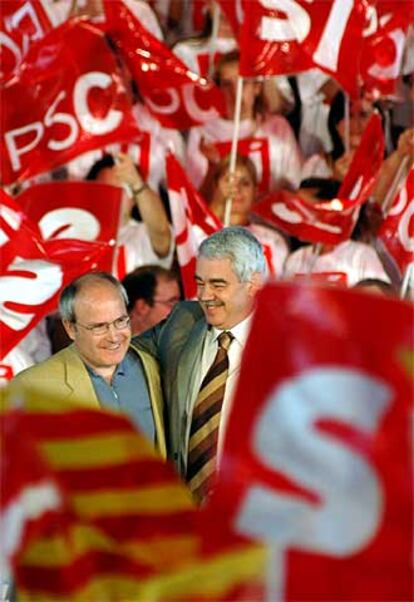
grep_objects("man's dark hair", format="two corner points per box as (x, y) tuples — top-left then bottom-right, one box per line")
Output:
(122, 265), (179, 311)
(86, 155), (115, 181)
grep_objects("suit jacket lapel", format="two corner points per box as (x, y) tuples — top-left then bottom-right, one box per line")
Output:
(63, 345), (100, 407)
(176, 318), (207, 413)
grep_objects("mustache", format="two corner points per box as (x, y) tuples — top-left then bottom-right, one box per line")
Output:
(200, 300), (224, 308)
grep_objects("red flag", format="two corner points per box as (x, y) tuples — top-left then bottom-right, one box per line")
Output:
(337, 112), (385, 199)
(1, 393), (265, 600)
(0, 408), (64, 573)
(252, 189), (362, 245)
(252, 113), (385, 245)
(0, 0), (60, 82)
(166, 153), (221, 298)
(17, 181), (122, 254)
(103, 0), (226, 129)
(377, 166), (414, 276)
(239, 0), (371, 97)
(207, 282), (413, 600)
(1, 18), (140, 186)
(0, 191), (115, 360)
(360, 4), (411, 97)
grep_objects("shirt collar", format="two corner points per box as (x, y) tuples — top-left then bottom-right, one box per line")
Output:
(210, 313), (254, 347)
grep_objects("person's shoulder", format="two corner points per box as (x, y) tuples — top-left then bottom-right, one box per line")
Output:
(169, 300), (204, 322)
(8, 346), (77, 401)
(11, 345), (76, 382)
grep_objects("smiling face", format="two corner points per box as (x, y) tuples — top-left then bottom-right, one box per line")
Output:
(63, 280), (131, 381)
(195, 256), (258, 329)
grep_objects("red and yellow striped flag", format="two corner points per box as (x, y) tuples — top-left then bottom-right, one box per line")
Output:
(1, 389), (266, 601)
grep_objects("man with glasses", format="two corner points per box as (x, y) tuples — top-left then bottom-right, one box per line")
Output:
(122, 265), (181, 335)
(9, 272), (166, 457)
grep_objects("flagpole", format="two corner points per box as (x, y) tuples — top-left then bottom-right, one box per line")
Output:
(224, 75), (244, 227)
(382, 155), (410, 216)
(400, 263), (413, 299)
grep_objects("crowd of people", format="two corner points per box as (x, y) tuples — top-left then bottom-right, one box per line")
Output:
(5, 0), (414, 497)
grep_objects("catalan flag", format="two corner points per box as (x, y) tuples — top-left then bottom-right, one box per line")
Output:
(1, 389), (266, 601)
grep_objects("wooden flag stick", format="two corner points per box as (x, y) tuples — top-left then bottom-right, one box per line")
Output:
(224, 75), (244, 227)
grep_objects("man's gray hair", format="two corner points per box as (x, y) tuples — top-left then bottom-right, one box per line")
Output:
(198, 226), (267, 282)
(59, 272), (129, 322)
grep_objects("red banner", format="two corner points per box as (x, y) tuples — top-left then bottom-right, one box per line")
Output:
(1, 396), (265, 601)
(17, 181), (122, 256)
(103, 0), (226, 129)
(252, 189), (362, 245)
(206, 282), (413, 600)
(0, 191), (115, 360)
(252, 113), (385, 244)
(360, 2), (412, 97)
(239, 0), (371, 97)
(0, 0), (59, 82)
(378, 167), (414, 275)
(166, 153), (221, 298)
(1, 18), (140, 186)
(337, 112), (385, 200)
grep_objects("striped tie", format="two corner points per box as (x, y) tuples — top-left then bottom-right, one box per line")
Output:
(186, 331), (234, 503)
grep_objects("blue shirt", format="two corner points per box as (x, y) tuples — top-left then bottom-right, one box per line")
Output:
(86, 349), (155, 442)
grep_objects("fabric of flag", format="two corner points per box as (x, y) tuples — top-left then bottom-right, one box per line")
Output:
(1, 18), (140, 186)
(377, 166), (414, 276)
(166, 152), (222, 298)
(0, 0), (60, 83)
(204, 282), (413, 600)
(1, 390), (266, 600)
(238, 0), (371, 97)
(360, 8), (409, 96)
(252, 113), (385, 245)
(103, 0), (226, 130)
(17, 181), (122, 274)
(0, 190), (115, 359)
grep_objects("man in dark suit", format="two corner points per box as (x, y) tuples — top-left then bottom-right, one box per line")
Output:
(134, 226), (266, 501)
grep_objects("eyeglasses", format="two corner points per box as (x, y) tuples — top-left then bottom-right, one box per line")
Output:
(152, 297), (180, 308)
(73, 315), (131, 336)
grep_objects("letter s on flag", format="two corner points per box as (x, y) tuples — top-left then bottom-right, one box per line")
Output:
(236, 367), (391, 555)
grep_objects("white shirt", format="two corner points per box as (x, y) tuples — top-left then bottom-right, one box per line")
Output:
(284, 240), (391, 287)
(115, 219), (174, 278)
(297, 69), (333, 157)
(184, 313), (253, 464)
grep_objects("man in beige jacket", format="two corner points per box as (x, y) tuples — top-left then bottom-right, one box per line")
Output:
(10, 272), (166, 458)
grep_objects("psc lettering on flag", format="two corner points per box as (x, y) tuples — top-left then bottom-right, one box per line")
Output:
(238, 0), (372, 97)
(1, 18), (140, 186)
